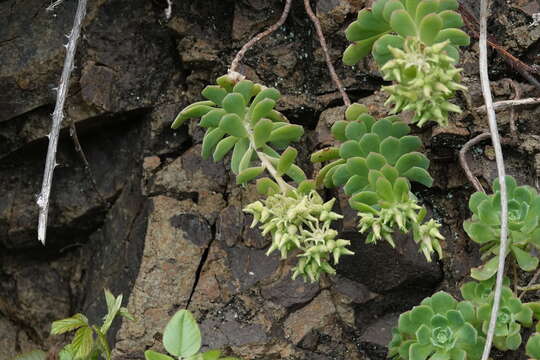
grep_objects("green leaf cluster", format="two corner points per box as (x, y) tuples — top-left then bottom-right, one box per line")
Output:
(343, 0), (470, 127)
(388, 291), (485, 360)
(244, 187), (353, 282)
(172, 74), (304, 186)
(50, 289), (133, 360)
(313, 104), (442, 261)
(464, 176), (540, 281)
(461, 280), (533, 351)
(145, 309), (238, 360)
(528, 333), (540, 359)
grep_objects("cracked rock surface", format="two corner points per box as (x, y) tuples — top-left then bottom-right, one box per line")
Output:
(1, 0), (540, 359)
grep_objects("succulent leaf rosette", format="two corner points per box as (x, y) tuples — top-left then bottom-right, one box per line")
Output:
(172, 73), (354, 282)
(463, 176), (540, 281)
(461, 279), (533, 351)
(477, 287), (533, 351)
(388, 291), (484, 360)
(343, 0), (470, 127)
(312, 104), (443, 261)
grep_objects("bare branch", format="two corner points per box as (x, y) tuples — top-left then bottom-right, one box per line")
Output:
(229, 0), (293, 74)
(476, 97), (540, 113)
(303, 0), (351, 107)
(165, 0), (172, 20)
(479, 0), (510, 359)
(519, 267), (540, 299)
(37, 0), (87, 244)
(47, 0), (66, 11)
(459, 132), (490, 193)
(68, 122), (106, 205)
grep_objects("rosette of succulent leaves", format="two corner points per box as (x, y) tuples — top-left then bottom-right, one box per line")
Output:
(463, 176), (540, 281)
(461, 278), (535, 352)
(172, 74), (353, 282)
(343, 0), (470, 127)
(388, 291), (485, 360)
(312, 103), (443, 261)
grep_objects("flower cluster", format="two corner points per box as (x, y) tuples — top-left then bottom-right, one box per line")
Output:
(381, 39), (466, 127)
(244, 190), (353, 282)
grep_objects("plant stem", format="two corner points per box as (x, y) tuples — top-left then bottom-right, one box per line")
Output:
(475, 97), (540, 113)
(303, 0), (351, 107)
(517, 284), (540, 292)
(244, 120), (292, 194)
(230, 0), (293, 73)
(519, 267), (540, 299)
(257, 151), (292, 193)
(479, 1), (509, 359)
(37, 0), (87, 244)
(459, 132), (490, 193)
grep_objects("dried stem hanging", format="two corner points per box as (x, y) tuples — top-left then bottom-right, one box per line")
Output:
(479, 0), (510, 359)
(229, 0), (293, 74)
(37, 0), (88, 244)
(303, 0), (351, 107)
(459, 132), (490, 193)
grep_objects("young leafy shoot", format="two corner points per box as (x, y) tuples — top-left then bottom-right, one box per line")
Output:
(312, 103), (443, 261)
(50, 289), (133, 360)
(343, 0), (470, 126)
(144, 309), (239, 360)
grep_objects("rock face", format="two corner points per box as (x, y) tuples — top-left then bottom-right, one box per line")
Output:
(1, 0), (540, 359)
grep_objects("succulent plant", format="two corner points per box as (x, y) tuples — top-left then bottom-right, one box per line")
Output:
(173, 73), (354, 282)
(464, 176), (540, 281)
(312, 103), (443, 261)
(172, 73), (305, 189)
(343, 0), (470, 127)
(461, 279), (533, 351)
(388, 291), (485, 360)
(244, 187), (353, 282)
(476, 286), (533, 351)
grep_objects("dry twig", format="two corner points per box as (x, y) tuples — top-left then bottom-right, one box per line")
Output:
(229, 0), (293, 73)
(475, 97), (540, 113)
(479, 1), (510, 359)
(459, 2), (540, 90)
(459, 132), (490, 193)
(37, 0), (87, 244)
(519, 267), (540, 299)
(303, 0), (351, 106)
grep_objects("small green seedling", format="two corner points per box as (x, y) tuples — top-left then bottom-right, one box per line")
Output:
(144, 309), (238, 360)
(50, 289), (134, 360)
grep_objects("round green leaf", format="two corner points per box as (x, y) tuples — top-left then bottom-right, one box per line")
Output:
(390, 9), (417, 38)
(163, 310), (201, 358)
(222, 93), (246, 117)
(419, 13), (443, 45)
(277, 147), (298, 174)
(219, 113), (247, 138)
(213, 136), (238, 162)
(345, 103), (368, 121)
(331, 121), (349, 141)
(434, 28), (470, 46)
(253, 118), (273, 149)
